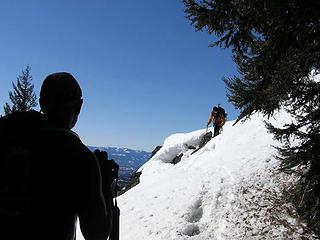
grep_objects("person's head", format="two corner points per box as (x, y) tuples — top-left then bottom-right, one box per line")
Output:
(39, 72), (83, 130)
(212, 106), (218, 115)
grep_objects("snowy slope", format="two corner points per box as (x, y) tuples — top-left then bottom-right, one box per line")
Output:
(77, 111), (315, 239)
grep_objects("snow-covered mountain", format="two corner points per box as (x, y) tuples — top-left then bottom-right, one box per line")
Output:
(77, 111), (316, 239)
(87, 146), (150, 189)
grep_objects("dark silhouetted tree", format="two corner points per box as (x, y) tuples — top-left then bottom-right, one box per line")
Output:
(184, 0), (320, 234)
(4, 66), (37, 115)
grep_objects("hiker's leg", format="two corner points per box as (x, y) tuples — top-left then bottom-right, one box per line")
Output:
(214, 126), (219, 137)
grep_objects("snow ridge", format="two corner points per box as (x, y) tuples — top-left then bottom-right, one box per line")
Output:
(77, 111), (315, 239)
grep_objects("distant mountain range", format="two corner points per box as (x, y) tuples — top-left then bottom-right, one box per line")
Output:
(87, 146), (151, 190)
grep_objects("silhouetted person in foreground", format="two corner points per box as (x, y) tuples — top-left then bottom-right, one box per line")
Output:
(0, 72), (113, 240)
(207, 105), (226, 137)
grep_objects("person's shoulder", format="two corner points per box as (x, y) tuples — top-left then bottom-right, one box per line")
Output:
(40, 128), (95, 162)
(60, 130), (94, 159)
(72, 139), (97, 168)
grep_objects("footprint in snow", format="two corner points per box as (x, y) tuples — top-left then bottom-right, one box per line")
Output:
(181, 198), (203, 237)
(182, 224), (200, 237)
(185, 199), (203, 223)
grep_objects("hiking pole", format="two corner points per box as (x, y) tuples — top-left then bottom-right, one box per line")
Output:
(206, 123), (210, 133)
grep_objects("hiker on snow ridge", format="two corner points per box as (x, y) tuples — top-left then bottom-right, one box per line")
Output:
(206, 105), (226, 137)
(0, 72), (113, 240)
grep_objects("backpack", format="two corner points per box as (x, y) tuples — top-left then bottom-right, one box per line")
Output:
(0, 112), (39, 237)
(214, 105), (227, 119)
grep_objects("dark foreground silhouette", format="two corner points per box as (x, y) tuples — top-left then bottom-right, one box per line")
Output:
(0, 72), (115, 240)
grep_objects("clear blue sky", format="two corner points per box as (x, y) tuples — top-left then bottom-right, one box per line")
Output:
(0, 0), (239, 151)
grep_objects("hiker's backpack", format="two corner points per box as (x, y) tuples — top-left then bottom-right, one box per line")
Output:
(216, 106), (227, 119)
(0, 112), (39, 237)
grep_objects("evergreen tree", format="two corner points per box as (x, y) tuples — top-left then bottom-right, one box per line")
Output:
(184, 0), (320, 234)
(4, 66), (37, 115)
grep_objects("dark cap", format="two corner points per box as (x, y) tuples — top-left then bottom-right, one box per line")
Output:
(212, 106), (218, 112)
(40, 72), (82, 103)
